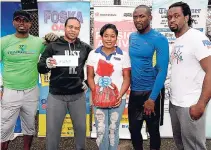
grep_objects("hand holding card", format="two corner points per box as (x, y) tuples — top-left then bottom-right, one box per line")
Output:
(53, 55), (78, 67)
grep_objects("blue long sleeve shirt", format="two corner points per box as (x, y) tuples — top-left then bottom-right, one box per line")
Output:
(129, 29), (169, 101)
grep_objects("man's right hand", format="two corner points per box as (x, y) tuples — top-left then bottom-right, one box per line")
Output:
(46, 58), (57, 69)
(42, 33), (59, 45)
(144, 99), (155, 116)
(45, 33), (59, 42)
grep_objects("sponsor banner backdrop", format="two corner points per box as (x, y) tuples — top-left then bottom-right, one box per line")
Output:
(38, 1), (90, 44)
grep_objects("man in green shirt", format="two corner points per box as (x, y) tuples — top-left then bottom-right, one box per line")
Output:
(0, 10), (57, 150)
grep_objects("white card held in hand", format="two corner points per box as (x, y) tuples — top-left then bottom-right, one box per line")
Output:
(53, 55), (78, 67)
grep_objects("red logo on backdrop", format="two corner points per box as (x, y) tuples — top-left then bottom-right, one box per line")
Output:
(95, 12), (99, 16)
(41, 99), (47, 110)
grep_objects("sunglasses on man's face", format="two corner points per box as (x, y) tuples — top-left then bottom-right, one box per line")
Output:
(14, 17), (30, 23)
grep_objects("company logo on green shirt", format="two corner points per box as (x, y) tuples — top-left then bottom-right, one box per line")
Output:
(7, 44), (36, 55)
(19, 44), (27, 51)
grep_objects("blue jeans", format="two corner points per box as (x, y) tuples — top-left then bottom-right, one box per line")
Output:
(93, 99), (126, 150)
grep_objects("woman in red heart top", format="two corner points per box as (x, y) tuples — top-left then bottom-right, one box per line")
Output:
(87, 24), (131, 150)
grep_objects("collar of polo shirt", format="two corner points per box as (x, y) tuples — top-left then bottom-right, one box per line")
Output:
(95, 46), (123, 55)
(95, 46), (123, 61)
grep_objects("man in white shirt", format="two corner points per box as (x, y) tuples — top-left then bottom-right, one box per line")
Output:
(167, 2), (211, 150)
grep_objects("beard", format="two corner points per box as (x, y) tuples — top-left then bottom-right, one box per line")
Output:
(65, 33), (77, 41)
(169, 27), (179, 32)
(17, 30), (28, 34)
(137, 24), (150, 33)
(17, 28), (29, 34)
(169, 24), (179, 33)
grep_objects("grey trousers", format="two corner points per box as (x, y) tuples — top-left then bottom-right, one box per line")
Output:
(46, 92), (86, 150)
(169, 102), (207, 150)
(1, 86), (39, 142)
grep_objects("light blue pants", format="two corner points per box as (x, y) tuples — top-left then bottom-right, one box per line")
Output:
(93, 99), (126, 150)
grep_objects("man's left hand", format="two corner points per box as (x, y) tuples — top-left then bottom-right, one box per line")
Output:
(189, 103), (206, 120)
(144, 99), (155, 115)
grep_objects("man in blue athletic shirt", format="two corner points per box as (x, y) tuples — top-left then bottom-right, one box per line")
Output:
(128, 5), (169, 150)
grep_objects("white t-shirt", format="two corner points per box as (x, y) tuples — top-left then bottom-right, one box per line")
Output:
(86, 46), (131, 99)
(170, 28), (211, 107)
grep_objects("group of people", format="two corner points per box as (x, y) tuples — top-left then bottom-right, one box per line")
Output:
(1, 1), (211, 150)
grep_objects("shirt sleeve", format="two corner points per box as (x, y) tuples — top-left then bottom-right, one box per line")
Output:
(122, 52), (131, 69)
(149, 36), (169, 101)
(193, 34), (211, 61)
(0, 36), (8, 61)
(0, 36), (11, 87)
(86, 50), (95, 67)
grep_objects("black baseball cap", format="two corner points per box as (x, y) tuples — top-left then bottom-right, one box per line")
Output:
(13, 10), (32, 21)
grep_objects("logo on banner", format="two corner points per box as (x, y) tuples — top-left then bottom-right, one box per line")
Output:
(41, 99), (47, 110)
(44, 10), (84, 32)
(95, 12), (99, 16)
(123, 13), (132, 17)
(40, 72), (51, 86)
(95, 13), (117, 17)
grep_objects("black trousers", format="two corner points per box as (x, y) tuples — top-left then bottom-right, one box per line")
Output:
(128, 89), (165, 150)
